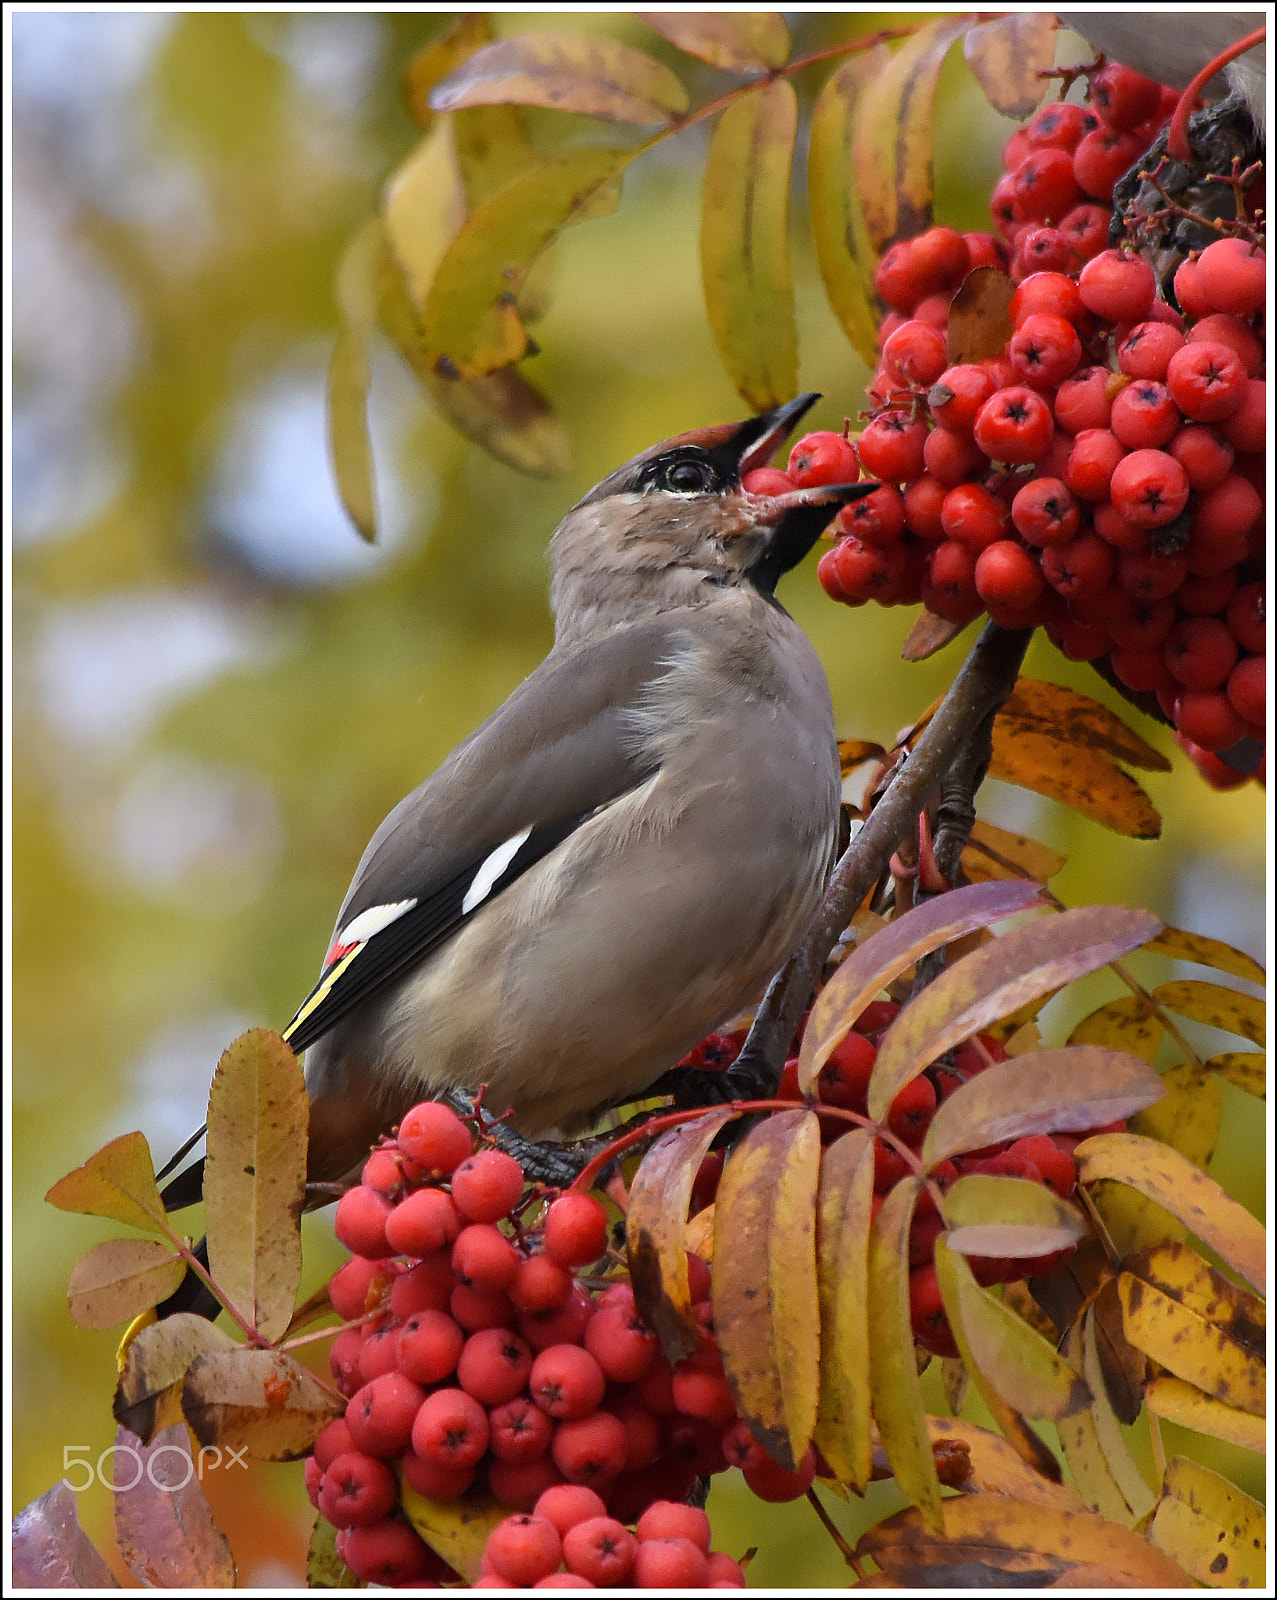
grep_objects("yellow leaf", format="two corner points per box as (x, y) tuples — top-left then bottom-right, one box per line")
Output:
(935, 1238), (1088, 1423)
(813, 1130), (875, 1489)
(1149, 1457), (1266, 1589)
(701, 78), (798, 411)
(1056, 1319), (1140, 1523)
(858, 1491), (1194, 1587)
(204, 1029), (307, 1343)
(713, 1109), (821, 1470)
(429, 32), (689, 125)
(400, 1484), (509, 1585)
(1205, 1050), (1265, 1097)
(1068, 994), (1164, 1064)
(1000, 679), (1173, 768)
(1145, 1374), (1265, 1452)
(181, 1348), (341, 1460)
(1076, 1132), (1265, 1295)
(421, 146), (630, 378)
(799, 879), (1046, 1093)
(67, 1239), (186, 1331)
(627, 1109), (740, 1363)
(1078, 1308), (1156, 1518)
(327, 218), (383, 542)
(46, 1131), (169, 1235)
(1129, 1060), (1221, 1170)
(1150, 979), (1265, 1046)
(1141, 924), (1265, 986)
(808, 52), (888, 368)
(383, 127), (466, 315)
(922, 1416), (1080, 1510)
(869, 903), (1163, 1121)
(851, 17), (970, 252)
(961, 819), (1067, 886)
(637, 12), (790, 73)
(868, 1177), (942, 1528)
(962, 13), (1057, 117)
(452, 103), (541, 214)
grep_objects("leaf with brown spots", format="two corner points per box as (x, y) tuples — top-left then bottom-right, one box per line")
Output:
(627, 1108), (740, 1363)
(46, 1131), (169, 1234)
(181, 1348), (340, 1460)
(1150, 979), (1265, 1047)
(67, 1238), (186, 1331)
(1117, 1243), (1265, 1417)
(1129, 1060), (1221, 1171)
(945, 265), (1015, 364)
(960, 819), (1067, 886)
(1068, 994), (1164, 1064)
(400, 1484), (509, 1585)
(1145, 1374), (1265, 1452)
(1057, 1317), (1143, 1523)
(713, 1108), (821, 1470)
(1142, 924), (1265, 986)
(1205, 1050), (1264, 1097)
(114, 1314), (237, 1446)
(1148, 1457), (1266, 1589)
(1076, 1132), (1265, 1295)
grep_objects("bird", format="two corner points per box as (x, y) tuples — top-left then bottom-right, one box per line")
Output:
(156, 393), (876, 1274)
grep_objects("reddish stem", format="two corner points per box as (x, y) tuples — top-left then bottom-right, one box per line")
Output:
(1167, 26), (1266, 162)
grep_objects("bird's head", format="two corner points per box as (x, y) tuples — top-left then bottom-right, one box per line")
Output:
(549, 393), (878, 645)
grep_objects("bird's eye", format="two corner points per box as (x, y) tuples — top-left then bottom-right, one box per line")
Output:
(665, 459), (714, 493)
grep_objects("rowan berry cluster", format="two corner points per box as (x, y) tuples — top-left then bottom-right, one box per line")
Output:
(478, 1490), (746, 1588)
(747, 61), (1267, 787)
(307, 1101), (783, 1585)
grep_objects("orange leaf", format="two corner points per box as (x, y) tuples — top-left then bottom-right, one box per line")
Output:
(627, 1109), (740, 1363)
(713, 1109), (821, 1470)
(945, 265), (1015, 365)
(181, 1348), (340, 1460)
(46, 1131), (169, 1235)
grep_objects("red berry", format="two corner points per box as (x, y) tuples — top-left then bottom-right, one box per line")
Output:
(973, 386), (1054, 464)
(787, 429), (860, 488)
(929, 364), (997, 432)
(1174, 689), (1249, 752)
(1194, 237), (1266, 317)
(1225, 656), (1265, 726)
(562, 1516), (637, 1586)
(1072, 128), (1147, 202)
(452, 1149), (526, 1224)
(1219, 378), (1266, 453)
(856, 412), (928, 483)
(1108, 448), (1190, 528)
(1091, 62), (1162, 131)
(453, 1222), (520, 1291)
(340, 1519), (436, 1586)
(941, 482), (1011, 550)
(1077, 249), (1155, 322)
(530, 1344), (606, 1421)
(817, 1029), (877, 1112)
(1110, 380), (1180, 450)
(485, 1514), (564, 1587)
(488, 1455), (565, 1513)
(550, 1410), (629, 1489)
(451, 1279), (517, 1333)
(911, 225), (972, 294)
(397, 1101), (474, 1174)
(534, 1484), (609, 1534)
(975, 540), (1047, 611)
(1165, 617), (1239, 692)
(740, 1443), (818, 1503)
(1011, 476), (1079, 546)
(741, 466), (795, 496)
(1170, 424), (1235, 492)
(510, 1253), (575, 1315)
(384, 1186), (462, 1257)
(334, 1185), (395, 1259)
(1041, 531), (1115, 600)
(836, 484), (906, 547)
(402, 1451), (476, 1501)
(584, 1303), (658, 1384)
(519, 1282), (595, 1351)
(390, 1252), (455, 1319)
(1008, 313), (1082, 388)
(909, 1262), (959, 1357)
(457, 1327), (534, 1407)
(1166, 341), (1247, 422)
(1024, 100), (1097, 152)
(633, 1536), (711, 1590)
(882, 321), (949, 388)
(1226, 583), (1265, 655)
(1053, 365), (1114, 434)
(1117, 320), (1185, 381)
(1057, 201), (1110, 261)
(330, 1256), (391, 1322)
(412, 1386), (490, 1468)
(318, 1450), (398, 1529)
(347, 1371), (426, 1458)
(1010, 148), (1082, 223)
(544, 1193), (609, 1270)
(635, 1501), (712, 1551)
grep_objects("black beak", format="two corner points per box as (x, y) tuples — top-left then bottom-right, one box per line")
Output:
(712, 394), (880, 594)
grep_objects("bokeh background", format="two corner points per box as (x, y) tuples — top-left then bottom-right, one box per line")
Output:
(10, 11), (1266, 1586)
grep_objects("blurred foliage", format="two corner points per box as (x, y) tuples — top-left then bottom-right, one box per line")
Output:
(11, 11), (1264, 1586)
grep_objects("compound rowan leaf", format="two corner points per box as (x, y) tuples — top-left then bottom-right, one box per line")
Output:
(924, 1046), (1165, 1164)
(945, 265), (1015, 364)
(327, 218), (383, 542)
(1149, 1457), (1266, 1589)
(701, 77), (798, 411)
(1118, 1243), (1265, 1416)
(963, 12), (1057, 117)
(400, 1485), (508, 1585)
(799, 879), (1046, 1093)
(422, 146), (629, 378)
(429, 32), (689, 125)
(713, 1109), (821, 1470)
(812, 1129), (875, 1489)
(204, 1029), (307, 1343)
(935, 1237), (1088, 1425)
(960, 819), (1067, 886)
(1150, 979), (1265, 1046)
(857, 1491), (1194, 1587)
(1076, 1132), (1265, 1294)
(637, 11), (790, 72)
(46, 1131), (169, 1234)
(11, 1483), (119, 1591)
(112, 1423), (236, 1589)
(1145, 1374), (1265, 1453)
(182, 1348), (340, 1460)
(628, 1108), (739, 1363)
(1068, 994), (1164, 1063)
(808, 52), (889, 368)
(1205, 1050), (1264, 1097)
(1141, 924), (1265, 986)
(115, 1314), (237, 1446)
(852, 16), (969, 252)
(67, 1239), (186, 1331)
(868, 1176), (942, 1528)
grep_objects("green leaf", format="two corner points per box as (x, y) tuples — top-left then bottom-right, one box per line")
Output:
(701, 77), (799, 411)
(421, 146), (630, 378)
(637, 12), (790, 73)
(868, 905), (1164, 1121)
(808, 52), (889, 369)
(429, 32), (689, 125)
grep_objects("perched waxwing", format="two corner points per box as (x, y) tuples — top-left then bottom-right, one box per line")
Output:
(158, 393), (875, 1258)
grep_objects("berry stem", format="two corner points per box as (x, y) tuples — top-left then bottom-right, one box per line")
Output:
(1167, 26), (1266, 162)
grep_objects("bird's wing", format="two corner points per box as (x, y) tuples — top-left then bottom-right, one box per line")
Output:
(280, 620), (684, 1055)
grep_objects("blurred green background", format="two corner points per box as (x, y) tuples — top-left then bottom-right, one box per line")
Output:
(10, 11), (1265, 1586)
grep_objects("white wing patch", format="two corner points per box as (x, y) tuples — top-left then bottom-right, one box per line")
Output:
(462, 826), (533, 915)
(335, 898), (418, 948)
